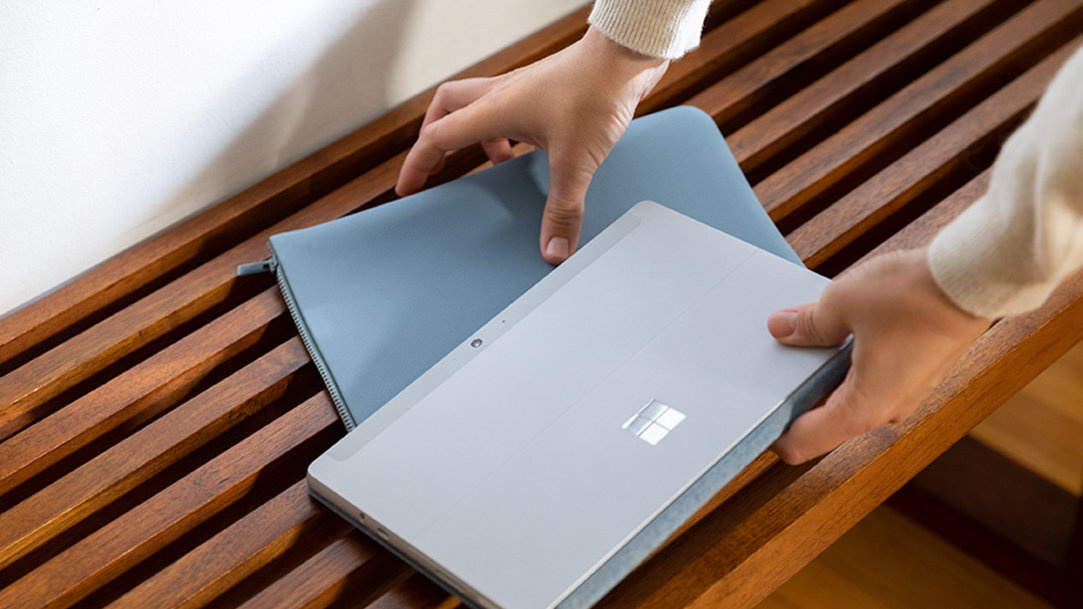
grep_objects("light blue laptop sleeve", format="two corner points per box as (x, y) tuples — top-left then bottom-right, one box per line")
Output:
(263, 106), (805, 430)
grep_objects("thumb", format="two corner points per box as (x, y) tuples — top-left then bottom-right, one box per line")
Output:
(772, 369), (871, 464)
(539, 150), (597, 264)
(767, 297), (850, 347)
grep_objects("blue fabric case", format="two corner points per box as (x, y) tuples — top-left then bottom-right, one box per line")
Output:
(267, 106), (802, 430)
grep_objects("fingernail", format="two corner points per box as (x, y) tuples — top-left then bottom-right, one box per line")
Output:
(545, 237), (570, 261)
(770, 311), (797, 337)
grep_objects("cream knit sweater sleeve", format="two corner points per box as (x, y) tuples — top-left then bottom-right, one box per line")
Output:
(589, 0), (712, 59)
(928, 46), (1083, 319)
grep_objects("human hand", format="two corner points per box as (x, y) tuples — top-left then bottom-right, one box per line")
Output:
(766, 249), (993, 464)
(395, 26), (669, 264)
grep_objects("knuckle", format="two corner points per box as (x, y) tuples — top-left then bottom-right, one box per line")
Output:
(432, 81), (455, 104)
(544, 199), (584, 231)
(818, 283), (841, 312)
(419, 121), (441, 142)
(797, 308), (826, 344)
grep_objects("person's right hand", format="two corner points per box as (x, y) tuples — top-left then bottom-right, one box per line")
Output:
(395, 26), (669, 264)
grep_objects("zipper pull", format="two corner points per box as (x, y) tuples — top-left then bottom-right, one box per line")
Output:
(236, 259), (275, 276)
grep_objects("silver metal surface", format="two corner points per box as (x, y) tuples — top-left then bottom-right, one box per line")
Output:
(308, 201), (839, 609)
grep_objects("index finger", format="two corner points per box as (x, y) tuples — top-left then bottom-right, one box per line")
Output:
(396, 101), (509, 195)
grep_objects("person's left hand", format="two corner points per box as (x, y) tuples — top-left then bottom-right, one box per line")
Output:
(766, 248), (993, 464)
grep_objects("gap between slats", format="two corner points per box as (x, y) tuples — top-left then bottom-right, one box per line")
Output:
(0, 338), (319, 573)
(795, 31), (1083, 273)
(751, 0), (1083, 233)
(0, 289), (292, 503)
(108, 481), (350, 609)
(233, 536), (409, 609)
(686, 0), (938, 135)
(642, 0), (855, 116)
(362, 572), (456, 609)
(727, 0), (1025, 182)
(0, 391), (341, 609)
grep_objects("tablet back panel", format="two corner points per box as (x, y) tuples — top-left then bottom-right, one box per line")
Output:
(309, 202), (845, 609)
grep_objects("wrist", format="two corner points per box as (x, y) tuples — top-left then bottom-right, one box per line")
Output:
(907, 248), (993, 330)
(583, 26), (668, 68)
(582, 26), (669, 79)
(580, 26), (669, 99)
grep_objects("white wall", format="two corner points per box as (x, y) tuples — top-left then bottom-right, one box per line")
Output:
(0, 0), (588, 316)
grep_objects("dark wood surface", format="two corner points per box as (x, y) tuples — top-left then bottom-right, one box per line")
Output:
(2, 1), (1082, 608)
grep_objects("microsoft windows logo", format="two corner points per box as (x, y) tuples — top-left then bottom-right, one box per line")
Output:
(622, 399), (685, 445)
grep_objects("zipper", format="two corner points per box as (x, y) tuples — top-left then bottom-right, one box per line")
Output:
(261, 248), (357, 430)
(236, 259), (275, 276)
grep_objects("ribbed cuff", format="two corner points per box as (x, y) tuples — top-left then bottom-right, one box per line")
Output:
(928, 44), (1083, 319)
(588, 0), (711, 60)
(927, 194), (1052, 319)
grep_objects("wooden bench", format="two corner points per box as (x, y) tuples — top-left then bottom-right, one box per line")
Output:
(2, 1), (1082, 607)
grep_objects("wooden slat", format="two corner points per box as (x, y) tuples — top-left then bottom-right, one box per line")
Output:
(0, 6), (592, 373)
(726, 0), (1012, 177)
(0, 156), (396, 441)
(365, 573), (457, 609)
(752, 0), (1083, 225)
(0, 392), (339, 609)
(686, 0), (930, 131)
(858, 169), (990, 263)
(790, 31), (1083, 269)
(236, 537), (409, 609)
(110, 481), (348, 609)
(0, 338), (311, 569)
(0, 288), (285, 496)
(643, 0), (852, 115)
